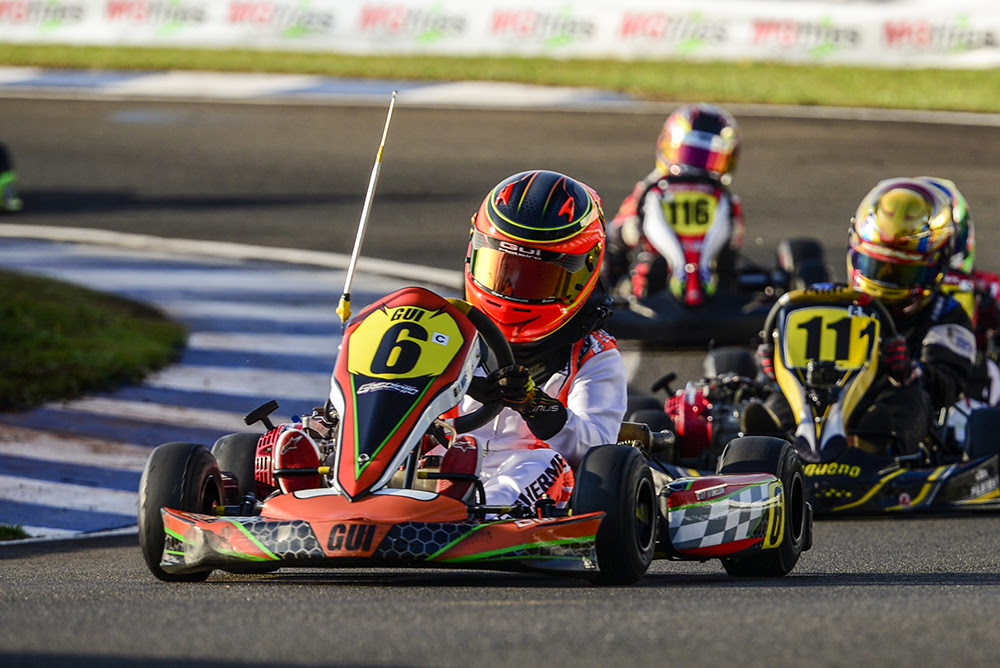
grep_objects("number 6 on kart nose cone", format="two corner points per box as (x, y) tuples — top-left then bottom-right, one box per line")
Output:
(330, 287), (501, 500)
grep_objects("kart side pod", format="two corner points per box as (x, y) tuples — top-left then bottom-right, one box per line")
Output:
(662, 474), (786, 559)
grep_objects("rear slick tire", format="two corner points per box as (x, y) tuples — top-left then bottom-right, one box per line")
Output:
(716, 436), (809, 577)
(963, 405), (1000, 459)
(572, 445), (657, 585)
(138, 442), (224, 582)
(212, 432), (261, 500)
(704, 346), (758, 380)
(777, 237), (830, 289)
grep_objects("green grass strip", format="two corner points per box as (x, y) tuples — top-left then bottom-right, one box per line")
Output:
(0, 269), (186, 411)
(0, 523), (30, 541)
(1, 44), (999, 113)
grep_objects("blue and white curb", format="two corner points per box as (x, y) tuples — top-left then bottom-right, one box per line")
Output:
(3, 65), (1000, 127)
(0, 66), (633, 109)
(0, 229), (461, 538)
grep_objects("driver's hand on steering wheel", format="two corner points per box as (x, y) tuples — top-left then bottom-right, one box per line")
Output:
(487, 365), (568, 440)
(489, 365), (536, 410)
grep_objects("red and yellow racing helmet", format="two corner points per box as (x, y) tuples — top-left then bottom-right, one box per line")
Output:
(848, 177), (954, 315)
(465, 170), (605, 344)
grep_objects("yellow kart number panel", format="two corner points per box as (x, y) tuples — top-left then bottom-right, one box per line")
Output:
(782, 306), (880, 370)
(348, 306), (465, 379)
(658, 191), (717, 236)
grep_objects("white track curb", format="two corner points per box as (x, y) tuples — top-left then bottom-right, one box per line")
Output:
(0, 224), (465, 291)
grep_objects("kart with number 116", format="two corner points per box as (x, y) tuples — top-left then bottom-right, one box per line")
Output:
(603, 176), (830, 346)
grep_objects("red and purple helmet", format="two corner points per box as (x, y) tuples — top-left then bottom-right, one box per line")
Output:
(656, 103), (740, 181)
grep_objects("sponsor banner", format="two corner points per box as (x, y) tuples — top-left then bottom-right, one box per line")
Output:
(0, 1), (997, 68)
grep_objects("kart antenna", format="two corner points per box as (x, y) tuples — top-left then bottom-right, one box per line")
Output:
(336, 90), (398, 328)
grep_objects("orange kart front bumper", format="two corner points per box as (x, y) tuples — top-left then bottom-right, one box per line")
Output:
(160, 488), (603, 576)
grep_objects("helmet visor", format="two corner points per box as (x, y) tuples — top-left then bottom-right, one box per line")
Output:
(668, 141), (733, 174)
(849, 249), (939, 289)
(469, 231), (596, 304)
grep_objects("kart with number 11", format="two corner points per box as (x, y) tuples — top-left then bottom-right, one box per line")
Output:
(642, 287), (1000, 514)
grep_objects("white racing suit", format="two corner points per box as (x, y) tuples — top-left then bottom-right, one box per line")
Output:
(456, 330), (627, 509)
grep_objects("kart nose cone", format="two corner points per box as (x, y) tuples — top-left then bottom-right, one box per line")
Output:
(683, 268), (704, 307)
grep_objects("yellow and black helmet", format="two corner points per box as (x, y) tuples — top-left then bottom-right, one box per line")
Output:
(848, 177), (954, 315)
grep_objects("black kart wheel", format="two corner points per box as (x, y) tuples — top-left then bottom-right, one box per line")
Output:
(964, 406), (1000, 459)
(628, 408), (674, 435)
(211, 434), (283, 576)
(138, 442), (224, 582)
(571, 445), (657, 585)
(704, 346), (758, 380)
(627, 393), (663, 417)
(777, 238), (830, 290)
(212, 432), (261, 501)
(716, 436), (810, 577)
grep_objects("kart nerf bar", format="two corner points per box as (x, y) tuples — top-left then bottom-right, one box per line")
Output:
(619, 421), (675, 459)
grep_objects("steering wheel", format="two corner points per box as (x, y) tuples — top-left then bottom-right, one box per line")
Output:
(445, 299), (515, 434)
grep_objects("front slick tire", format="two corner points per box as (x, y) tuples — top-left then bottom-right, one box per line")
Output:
(716, 436), (809, 577)
(138, 442), (224, 582)
(572, 445), (657, 585)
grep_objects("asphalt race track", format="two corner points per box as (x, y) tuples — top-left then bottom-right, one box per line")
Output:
(4, 95), (1000, 391)
(2, 93), (1000, 667)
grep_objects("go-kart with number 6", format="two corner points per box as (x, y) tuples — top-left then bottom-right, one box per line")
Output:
(139, 286), (812, 584)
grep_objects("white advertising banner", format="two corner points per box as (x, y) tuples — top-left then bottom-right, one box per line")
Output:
(0, 1), (997, 68)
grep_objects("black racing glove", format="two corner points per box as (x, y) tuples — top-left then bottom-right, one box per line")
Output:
(881, 334), (920, 385)
(757, 343), (776, 381)
(488, 365), (568, 440)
